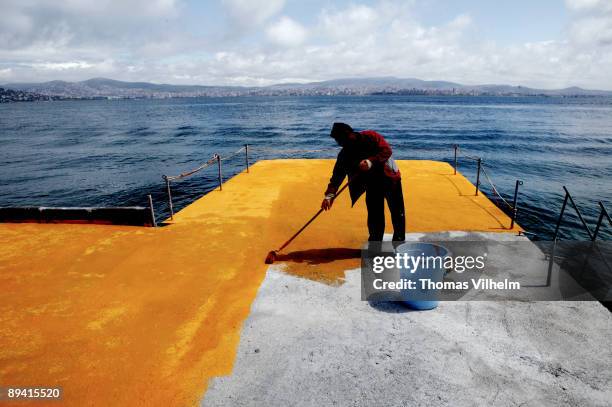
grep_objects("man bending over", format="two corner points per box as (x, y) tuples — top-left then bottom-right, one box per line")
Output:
(322, 122), (405, 242)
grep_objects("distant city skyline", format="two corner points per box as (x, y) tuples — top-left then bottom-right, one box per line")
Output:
(1, 0), (612, 89)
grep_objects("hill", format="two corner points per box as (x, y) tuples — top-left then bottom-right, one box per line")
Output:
(3, 77), (612, 99)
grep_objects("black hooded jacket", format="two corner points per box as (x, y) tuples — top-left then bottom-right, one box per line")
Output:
(325, 130), (401, 205)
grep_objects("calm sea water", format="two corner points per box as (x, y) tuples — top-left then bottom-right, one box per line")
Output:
(0, 95), (610, 240)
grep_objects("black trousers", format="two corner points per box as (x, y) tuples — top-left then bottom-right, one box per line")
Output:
(365, 178), (406, 242)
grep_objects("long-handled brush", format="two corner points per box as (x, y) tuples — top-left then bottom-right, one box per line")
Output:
(265, 180), (352, 264)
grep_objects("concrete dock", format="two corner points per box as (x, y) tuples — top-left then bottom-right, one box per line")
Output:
(203, 232), (612, 407)
(1, 159), (609, 406)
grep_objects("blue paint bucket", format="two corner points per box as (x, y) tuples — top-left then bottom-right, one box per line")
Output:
(395, 242), (449, 310)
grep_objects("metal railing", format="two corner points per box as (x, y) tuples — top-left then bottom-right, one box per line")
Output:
(160, 143), (523, 227)
(453, 144), (522, 229)
(147, 194), (157, 227)
(160, 145), (340, 220)
(553, 186), (611, 241)
(455, 146), (610, 240)
(162, 145), (250, 220)
(158, 143), (610, 241)
(594, 202), (612, 241)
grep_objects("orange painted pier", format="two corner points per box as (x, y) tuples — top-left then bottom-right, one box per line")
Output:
(0, 160), (521, 406)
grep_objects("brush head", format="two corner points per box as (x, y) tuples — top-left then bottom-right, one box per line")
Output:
(264, 250), (277, 264)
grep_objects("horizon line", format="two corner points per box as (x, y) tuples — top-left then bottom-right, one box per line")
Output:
(3, 76), (612, 93)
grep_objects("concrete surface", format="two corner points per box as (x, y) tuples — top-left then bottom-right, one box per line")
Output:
(203, 233), (612, 407)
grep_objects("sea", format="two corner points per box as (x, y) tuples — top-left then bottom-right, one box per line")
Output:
(1, 95), (610, 240)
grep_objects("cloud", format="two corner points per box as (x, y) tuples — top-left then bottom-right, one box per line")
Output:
(29, 61), (94, 71)
(193, 1), (611, 89)
(1, 0), (612, 90)
(266, 16), (307, 47)
(565, 0), (612, 12)
(0, 68), (13, 79)
(319, 4), (381, 41)
(182, 3), (474, 86)
(222, 0), (285, 27)
(566, 0), (612, 47)
(0, 0), (181, 48)
(570, 16), (612, 47)
(0, 0), (185, 65)
(0, 0), (203, 83)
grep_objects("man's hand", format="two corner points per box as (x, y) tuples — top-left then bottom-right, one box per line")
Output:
(321, 196), (334, 211)
(359, 159), (372, 171)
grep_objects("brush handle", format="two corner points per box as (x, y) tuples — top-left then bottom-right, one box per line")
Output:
(277, 209), (324, 252)
(276, 180), (352, 252)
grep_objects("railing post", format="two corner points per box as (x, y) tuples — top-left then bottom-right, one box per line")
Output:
(564, 186), (593, 240)
(553, 188), (569, 241)
(593, 207), (605, 241)
(245, 144), (249, 173)
(453, 144), (458, 175)
(510, 180), (523, 229)
(147, 194), (157, 227)
(475, 158), (482, 196)
(163, 175), (174, 220)
(593, 202), (611, 241)
(216, 154), (223, 191)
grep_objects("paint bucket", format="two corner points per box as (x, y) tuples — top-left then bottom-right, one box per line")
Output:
(395, 242), (449, 310)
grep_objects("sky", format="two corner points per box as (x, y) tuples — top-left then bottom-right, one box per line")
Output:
(1, 0), (612, 89)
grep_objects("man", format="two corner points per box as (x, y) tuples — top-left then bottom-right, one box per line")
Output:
(321, 122), (405, 242)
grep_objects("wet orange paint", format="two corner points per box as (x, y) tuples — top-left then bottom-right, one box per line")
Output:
(0, 159), (519, 406)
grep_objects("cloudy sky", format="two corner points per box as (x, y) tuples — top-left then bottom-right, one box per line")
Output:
(1, 0), (612, 89)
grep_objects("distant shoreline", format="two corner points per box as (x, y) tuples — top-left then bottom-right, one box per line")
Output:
(3, 91), (612, 104)
(3, 76), (611, 103)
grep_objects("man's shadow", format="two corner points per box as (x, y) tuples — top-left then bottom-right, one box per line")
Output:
(272, 247), (362, 285)
(276, 248), (361, 265)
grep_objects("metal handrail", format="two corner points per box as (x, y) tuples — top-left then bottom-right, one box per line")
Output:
(216, 154), (223, 191)
(453, 145), (480, 176)
(456, 148), (608, 240)
(475, 158), (482, 196)
(452, 145), (482, 192)
(478, 165), (522, 229)
(510, 180), (523, 229)
(249, 146), (337, 155)
(159, 143), (528, 231)
(480, 166), (513, 210)
(156, 143), (610, 244)
(593, 202), (611, 241)
(552, 186), (600, 241)
(147, 194), (157, 227)
(158, 143), (612, 243)
(162, 145), (250, 219)
(453, 145), (523, 229)
(164, 155), (218, 182)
